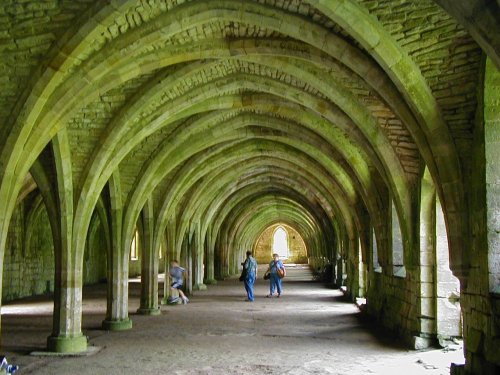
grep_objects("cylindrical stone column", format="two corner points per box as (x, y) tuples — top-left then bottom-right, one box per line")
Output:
(137, 201), (160, 315)
(102, 207), (132, 331)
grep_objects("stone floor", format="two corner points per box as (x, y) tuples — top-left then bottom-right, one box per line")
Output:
(1, 265), (464, 374)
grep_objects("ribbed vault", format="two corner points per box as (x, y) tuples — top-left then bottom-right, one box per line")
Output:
(0, 0), (499, 371)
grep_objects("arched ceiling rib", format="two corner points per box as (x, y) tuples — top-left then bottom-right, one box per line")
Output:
(81, 66), (411, 255)
(6, 1), (416, 183)
(189, 173), (340, 242)
(134, 132), (364, 253)
(0, 0), (486, 269)
(220, 194), (332, 257)
(148, 139), (356, 252)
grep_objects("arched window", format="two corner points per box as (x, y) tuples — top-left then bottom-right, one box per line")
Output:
(392, 200), (406, 277)
(273, 226), (289, 259)
(436, 196), (461, 339)
(130, 229), (139, 260)
(373, 227), (382, 273)
(359, 238), (366, 298)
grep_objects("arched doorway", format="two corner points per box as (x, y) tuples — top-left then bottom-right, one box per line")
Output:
(273, 226), (289, 259)
(253, 223), (308, 264)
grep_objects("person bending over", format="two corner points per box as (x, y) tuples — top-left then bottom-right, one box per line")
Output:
(169, 260), (189, 304)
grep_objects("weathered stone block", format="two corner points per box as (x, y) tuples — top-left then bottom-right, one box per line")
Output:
(420, 282), (435, 298)
(421, 318), (436, 335)
(466, 327), (484, 354)
(412, 335), (433, 349)
(419, 297), (435, 317)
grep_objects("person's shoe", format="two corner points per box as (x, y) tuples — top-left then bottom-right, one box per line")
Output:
(266, 294), (272, 298)
(167, 296), (179, 304)
(7, 365), (19, 374)
(182, 297), (189, 304)
(277, 294), (280, 298)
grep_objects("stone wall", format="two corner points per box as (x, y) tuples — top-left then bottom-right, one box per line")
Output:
(456, 56), (500, 374)
(2, 202), (54, 301)
(2, 198), (108, 302)
(360, 0), (483, 174)
(366, 269), (421, 346)
(0, 0), (95, 134)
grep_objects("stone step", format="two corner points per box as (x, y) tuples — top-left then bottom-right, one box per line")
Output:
(259, 263), (314, 282)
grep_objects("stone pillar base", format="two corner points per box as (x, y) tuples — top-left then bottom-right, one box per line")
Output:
(411, 335), (433, 350)
(137, 307), (161, 315)
(193, 283), (207, 291)
(47, 334), (88, 353)
(101, 318), (133, 331)
(205, 279), (217, 285)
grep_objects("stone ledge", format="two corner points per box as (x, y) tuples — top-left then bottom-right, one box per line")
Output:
(46, 334), (88, 353)
(102, 318), (133, 331)
(137, 307), (162, 315)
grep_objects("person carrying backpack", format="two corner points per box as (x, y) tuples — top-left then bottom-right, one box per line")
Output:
(265, 253), (286, 298)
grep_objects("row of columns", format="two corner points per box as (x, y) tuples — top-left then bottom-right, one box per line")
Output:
(336, 173), (462, 350)
(43, 194), (215, 353)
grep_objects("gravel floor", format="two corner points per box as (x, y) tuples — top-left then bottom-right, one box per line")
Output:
(1, 265), (464, 374)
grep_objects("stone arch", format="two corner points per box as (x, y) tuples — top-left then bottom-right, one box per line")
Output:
(189, 178), (335, 276)
(121, 105), (390, 247)
(313, 2), (467, 278)
(151, 146), (352, 262)
(195, 154), (349, 236)
(0, 3), (466, 309)
(0, 2), (490, 366)
(148, 103), (378, 253)
(23, 193), (45, 257)
(0, 2), (426, 288)
(230, 202), (326, 275)
(79, 72), (408, 266)
(125, 125), (364, 260)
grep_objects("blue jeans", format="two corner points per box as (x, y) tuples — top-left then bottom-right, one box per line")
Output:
(244, 273), (256, 301)
(270, 273), (282, 295)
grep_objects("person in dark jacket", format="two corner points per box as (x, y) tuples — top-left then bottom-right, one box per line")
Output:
(242, 250), (258, 301)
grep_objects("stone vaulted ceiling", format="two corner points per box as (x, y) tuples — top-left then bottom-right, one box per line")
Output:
(0, 0), (496, 271)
